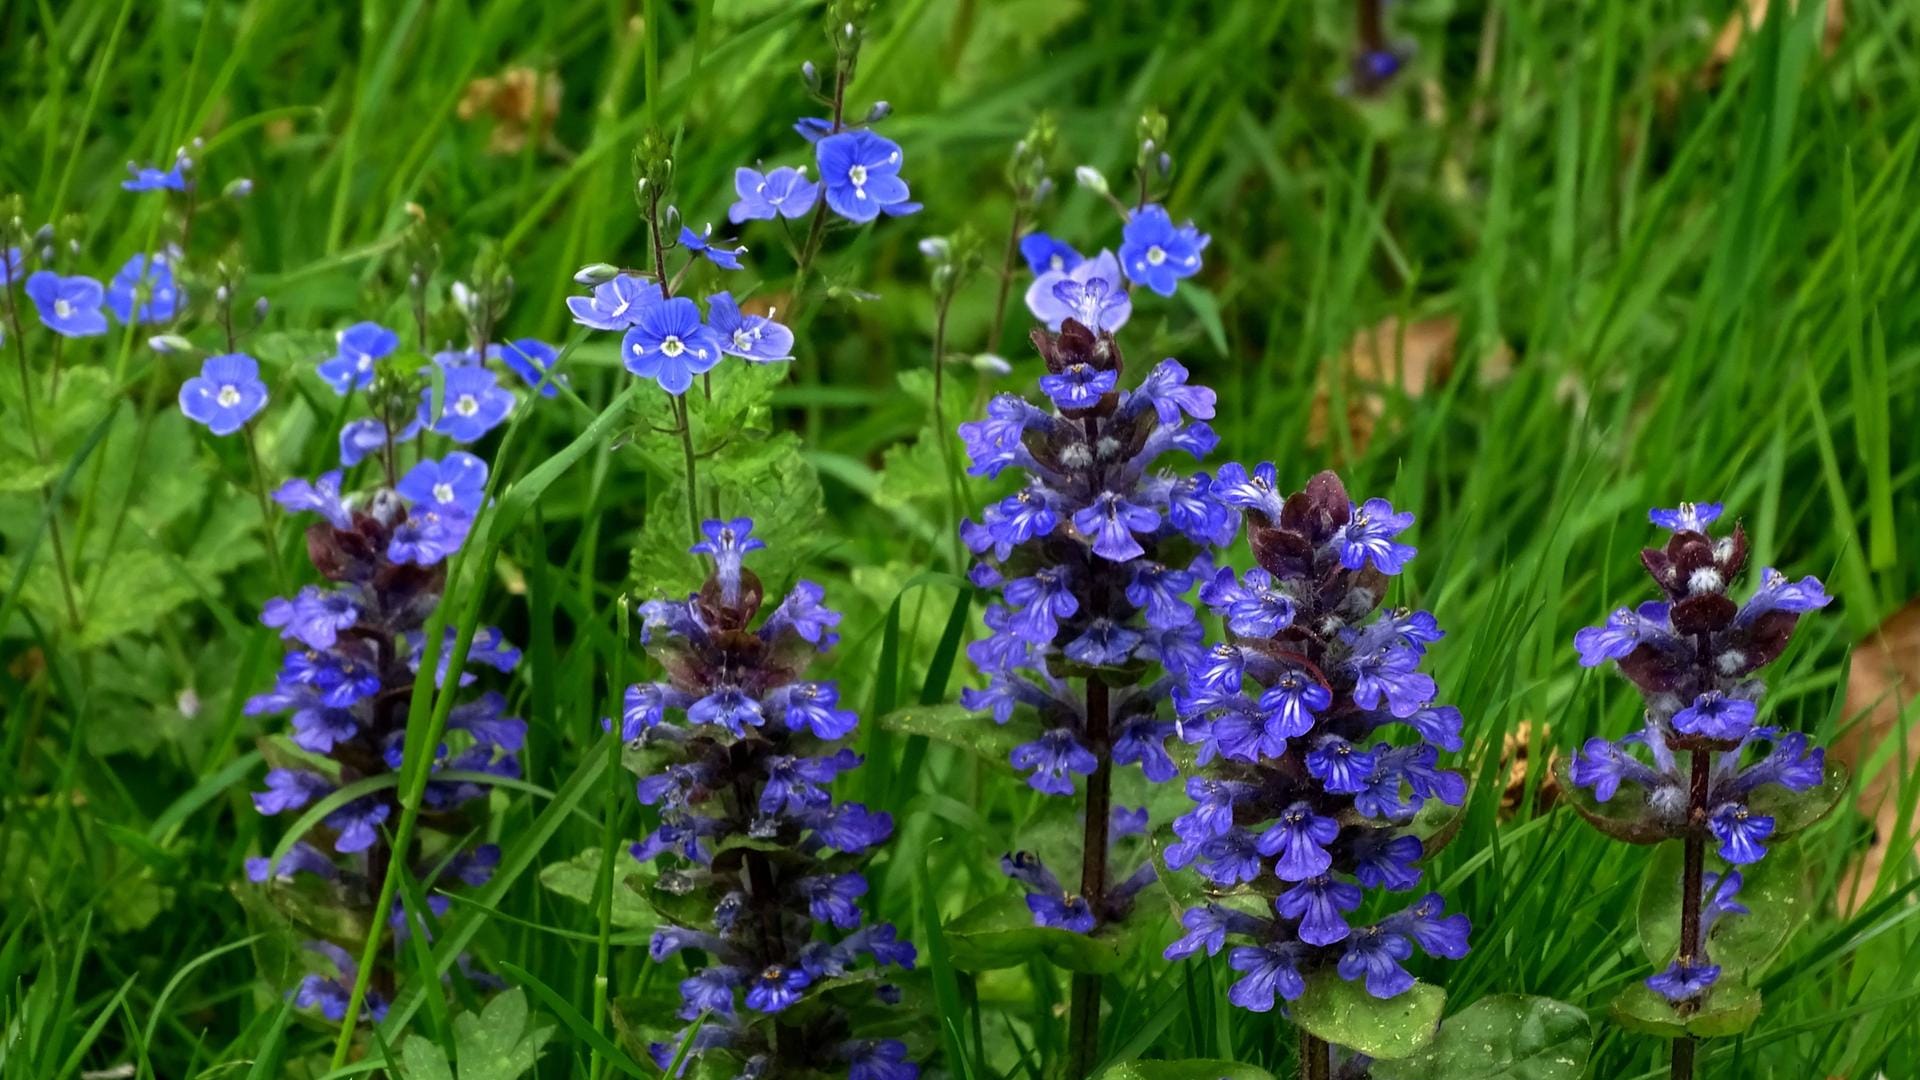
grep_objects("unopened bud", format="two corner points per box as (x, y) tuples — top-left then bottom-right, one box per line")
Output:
(214, 284), (231, 304)
(1074, 165), (1109, 195)
(1157, 152), (1172, 176)
(865, 100), (892, 123)
(917, 236), (951, 262)
(253, 296), (271, 320)
(971, 353), (1012, 376)
(574, 263), (619, 285)
(148, 334), (194, 354)
(801, 60), (820, 88)
(451, 280), (475, 315)
(224, 177), (255, 199)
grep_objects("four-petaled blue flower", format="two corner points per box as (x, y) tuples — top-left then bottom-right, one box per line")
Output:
(123, 155), (189, 192)
(318, 322), (399, 395)
(178, 352), (269, 435)
(423, 366), (514, 442)
(397, 452), (489, 516)
(1334, 497), (1417, 575)
(621, 296), (724, 395)
(1672, 691), (1757, 742)
(679, 224), (746, 270)
(817, 131), (918, 223)
(1038, 363), (1118, 410)
(498, 339), (562, 397)
(730, 165), (821, 223)
(106, 253), (184, 325)
(707, 291), (794, 362)
(1026, 250), (1131, 333)
(1019, 232), (1083, 276)
(25, 271), (109, 337)
(567, 274), (664, 331)
(1119, 204), (1208, 297)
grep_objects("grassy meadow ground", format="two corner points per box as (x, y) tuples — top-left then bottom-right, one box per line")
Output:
(2, 0), (1919, 1077)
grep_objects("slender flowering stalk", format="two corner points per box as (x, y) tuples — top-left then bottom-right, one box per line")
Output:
(245, 457), (520, 1023)
(1566, 501), (1832, 1079)
(958, 311), (1230, 1074)
(626, 519), (918, 1079)
(1162, 468), (1469, 1077)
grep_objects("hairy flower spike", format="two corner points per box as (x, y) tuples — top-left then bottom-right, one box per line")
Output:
(1166, 467), (1470, 1005)
(628, 521), (917, 1078)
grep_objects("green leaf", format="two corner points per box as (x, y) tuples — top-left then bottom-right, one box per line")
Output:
(630, 431), (824, 599)
(1748, 760), (1849, 837)
(1290, 972), (1444, 1061)
(537, 849), (659, 930)
(396, 1036), (455, 1080)
(1637, 842), (1804, 979)
(1553, 758), (1674, 845)
(943, 893), (1132, 974)
(1609, 981), (1762, 1039)
(1371, 995), (1592, 1080)
(1092, 1060), (1275, 1080)
(447, 988), (554, 1080)
(875, 702), (1038, 771)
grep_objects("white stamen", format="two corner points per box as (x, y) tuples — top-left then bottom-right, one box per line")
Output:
(660, 336), (686, 358)
(216, 385), (241, 407)
(454, 394), (479, 417)
(1146, 245), (1167, 266)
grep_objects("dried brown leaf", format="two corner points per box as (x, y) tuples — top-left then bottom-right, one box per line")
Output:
(1835, 600), (1920, 916)
(1308, 315), (1513, 457)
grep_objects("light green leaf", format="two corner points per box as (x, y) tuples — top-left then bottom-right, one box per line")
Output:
(1093, 1061), (1275, 1080)
(1609, 981), (1762, 1039)
(537, 848), (659, 930)
(1290, 972), (1444, 1061)
(630, 431), (824, 599)
(1637, 842), (1804, 979)
(943, 893), (1135, 975)
(875, 703), (1038, 771)
(448, 988), (554, 1080)
(1748, 761), (1849, 838)
(1372, 995), (1591, 1080)
(1552, 759), (1672, 845)
(397, 1036), (455, 1080)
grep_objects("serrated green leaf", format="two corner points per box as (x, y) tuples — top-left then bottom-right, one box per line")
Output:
(537, 849), (659, 930)
(447, 988), (554, 1080)
(1092, 1060), (1275, 1080)
(397, 1036), (455, 1080)
(1609, 981), (1762, 1039)
(631, 431), (823, 599)
(1290, 972), (1444, 1061)
(1371, 995), (1591, 1080)
(1637, 842), (1804, 979)
(876, 702), (1038, 770)
(943, 893), (1134, 974)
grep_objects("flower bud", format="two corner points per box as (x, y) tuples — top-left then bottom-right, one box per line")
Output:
(148, 334), (194, 354)
(573, 263), (620, 286)
(970, 352), (1012, 376)
(865, 100), (892, 123)
(1074, 165), (1109, 195)
(224, 177), (255, 199)
(917, 236), (951, 262)
(801, 60), (820, 89)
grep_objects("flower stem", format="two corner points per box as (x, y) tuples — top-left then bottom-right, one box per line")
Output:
(931, 281), (966, 572)
(985, 206), (1022, 358)
(6, 294), (83, 629)
(674, 395), (701, 543)
(1066, 674), (1111, 1079)
(1299, 1030), (1330, 1080)
(242, 423), (291, 594)
(1670, 746), (1712, 1080)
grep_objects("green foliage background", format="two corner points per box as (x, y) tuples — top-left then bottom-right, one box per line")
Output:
(2, 0), (1918, 1077)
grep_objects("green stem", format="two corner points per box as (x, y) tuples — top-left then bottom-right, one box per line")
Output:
(931, 283), (966, 571)
(675, 395), (701, 543)
(6, 295), (82, 629)
(590, 598), (630, 1080)
(243, 424), (290, 594)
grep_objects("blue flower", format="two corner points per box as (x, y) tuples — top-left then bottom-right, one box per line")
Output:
(691, 517), (765, 604)
(1306, 735), (1378, 794)
(498, 339), (562, 397)
(1118, 204), (1208, 297)
(252, 768), (330, 815)
(845, 1039), (918, 1080)
(1112, 714), (1176, 782)
(397, 452), (489, 516)
(730, 165), (821, 222)
(1671, 691), (1757, 741)
(1164, 903), (1257, 960)
(178, 353), (269, 435)
(1072, 491), (1160, 562)
(1226, 942), (1307, 1011)
(105, 254), (183, 324)
(1276, 875), (1363, 946)
(388, 503), (475, 566)
(817, 130), (918, 223)
(1257, 671), (1329, 739)
(1124, 561), (1197, 630)
(0, 247), (22, 286)
(567, 274), (664, 331)
(1019, 232), (1083, 275)
(24, 271), (109, 337)
(706, 291), (794, 362)
(1257, 802), (1339, 881)
(679, 224), (746, 270)
(1352, 833), (1424, 890)
(1038, 362), (1118, 410)
(1010, 729), (1097, 795)
(1333, 497), (1417, 574)
(678, 967), (739, 1019)
(1574, 602), (1673, 666)
(1028, 891), (1097, 932)
(1709, 803), (1774, 864)
(1567, 737), (1659, 802)
(1739, 568), (1833, 623)
(1133, 359), (1218, 425)
(262, 587), (359, 651)
(1064, 619), (1142, 667)
(1210, 461), (1285, 518)
(744, 964), (811, 1013)
(1649, 501), (1723, 533)
(122, 155), (188, 191)
(1337, 927), (1416, 999)
(621, 296), (724, 395)
(1387, 892), (1471, 958)
(1004, 566), (1078, 644)
(800, 872), (869, 929)
(1347, 645), (1436, 718)
(1647, 959), (1720, 1003)
(318, 322), (399, 395)
(326, 798), (392, 853)
(423, 366), (514, 442)
(689, 687), (765, 737)
(1025, 250), (1131, 333)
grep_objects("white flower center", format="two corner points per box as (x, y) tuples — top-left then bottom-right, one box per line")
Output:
(432, 482), (455, 504)
(1146, 245), (1167, 266)
(1049, 255), (1065, 271)
(356, 354), (371, 371)
(217, 385), (241, 407)
(732, 329), (754, 351)
(660, 335), (686, 358)
(454, 394), (479, 416)
(54, 299), (72, 318)
(611, 298), (630, 318)
(848, 164), (868, 188)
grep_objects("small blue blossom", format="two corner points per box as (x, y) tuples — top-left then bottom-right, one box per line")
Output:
(1025, 250), (1130, 333)
(105, 253), (183, 325)
(1010, 729), (1097, 795)
(498, 339), (562, 397)
(1574, 602), (1673, 666)
(0, 247), (22, 286)
(1276, 875), (1363, 946)
(744, 964), (811, 1013)
(567, 274), (664, 331)
(1019, 232), (1083, 275)
(817, 130), (918, 223)
(1051, 277), (1129, 334)
(1118, 204), (1208, 297)
(178, 353), (269, 435)
(1647, 960), (1720, 1003)
(1038, 362), (1119, 410)
(122, 155), (189, 191)
(1226, 942), (1307, 1011)
(678, 224), (746, 270)
(706, 291), (794, 362)
(845, 1039), (919, 1080)
(729, 165), (821, 223)
(397, 452), (489, 516)
(1649, 501), (1724, 533)
(422, 366), (514, 442)
(318, 322), (399, 395)
(1672, 691), (1757, 741)
(1709, 803), (1774, 864)
(25, 271), (109, 337)
(1333, 497), (1417, 575)
(1338, 928), (1416, 998)
(621, 296), (724, 395)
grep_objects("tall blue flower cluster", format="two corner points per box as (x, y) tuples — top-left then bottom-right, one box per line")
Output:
(1568, 501), (1831, 1004)
(626, 519), (918, 1080)
(1163, 469), (1470, 1009)
(958, 316), (1231, 931)
(245, 462), (523, 1021)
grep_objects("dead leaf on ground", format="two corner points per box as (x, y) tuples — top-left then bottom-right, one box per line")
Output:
(458, 67), (563, 157)
(1704, 0), (1844, 84)
(1307, 315), (1513, 457)
(1835, 600), (1920, 917)
(1498, 720), (1562, 819)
